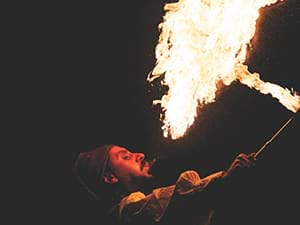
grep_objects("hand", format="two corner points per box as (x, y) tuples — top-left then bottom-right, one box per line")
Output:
(224, 153), (256, 179)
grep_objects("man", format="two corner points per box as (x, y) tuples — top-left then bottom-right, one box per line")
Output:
(73, 144), (256, 225)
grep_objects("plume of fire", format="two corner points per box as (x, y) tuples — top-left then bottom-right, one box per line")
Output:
(148, 0), (300, 139)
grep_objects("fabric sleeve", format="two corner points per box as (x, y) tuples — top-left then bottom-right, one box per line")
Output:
(113, 185), (175, 223)
(172, 170), (225, 208)
(111, 170), (224, 224)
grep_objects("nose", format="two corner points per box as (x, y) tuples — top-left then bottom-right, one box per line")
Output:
(135, 153), (145, 162)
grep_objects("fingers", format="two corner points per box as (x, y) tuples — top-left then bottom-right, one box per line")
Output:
(235, 153), (256, 168)
(223, 152), (257, 180)
(248, 152), (257, 161)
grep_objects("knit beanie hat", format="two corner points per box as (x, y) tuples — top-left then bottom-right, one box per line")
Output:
(73, 145), (114, 199)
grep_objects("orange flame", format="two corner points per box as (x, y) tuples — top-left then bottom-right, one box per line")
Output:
(148, 0), (300, 139)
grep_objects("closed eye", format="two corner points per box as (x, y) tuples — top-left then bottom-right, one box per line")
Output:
(118, 150), (131, 160)
(122, 155), (130, 160)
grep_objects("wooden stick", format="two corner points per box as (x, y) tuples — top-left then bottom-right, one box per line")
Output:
(255, 112), (298, 158)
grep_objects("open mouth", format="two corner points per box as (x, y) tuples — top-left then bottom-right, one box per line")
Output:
(141, 160), (146, 170)
(141, 157), (158, 171)
(141, 160), (150, 171)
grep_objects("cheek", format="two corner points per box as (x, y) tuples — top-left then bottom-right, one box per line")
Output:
(114, 161), (142, 177)
(121, 162), (139, 173)
(127, 163), (143, 176)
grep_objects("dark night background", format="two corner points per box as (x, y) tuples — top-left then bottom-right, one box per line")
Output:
(16, 0), (299, 224)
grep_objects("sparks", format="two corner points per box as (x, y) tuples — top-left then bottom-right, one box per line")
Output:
(148, 0), (300, 139)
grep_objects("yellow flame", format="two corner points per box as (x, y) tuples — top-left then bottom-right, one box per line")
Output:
(148, 0), (300, 139)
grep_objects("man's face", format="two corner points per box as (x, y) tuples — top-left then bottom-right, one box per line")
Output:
(107, 146), (152, 188)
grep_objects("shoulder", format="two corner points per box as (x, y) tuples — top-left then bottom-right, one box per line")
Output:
(124, 191), (146, 204)
(175, 170), (224, 194)
(174, 170), (201, 194)
(177, 170), (201, 184)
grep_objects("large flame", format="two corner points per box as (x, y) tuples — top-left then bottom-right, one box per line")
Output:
(148, 0), (300, 139)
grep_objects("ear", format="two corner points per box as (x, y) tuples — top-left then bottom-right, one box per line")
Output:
(103, 172), (119, 184)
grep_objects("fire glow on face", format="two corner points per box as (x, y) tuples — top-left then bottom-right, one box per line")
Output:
(148, 0), (300, 139)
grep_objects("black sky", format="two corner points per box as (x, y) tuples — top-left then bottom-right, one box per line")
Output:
(25, 1), (300, 224)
